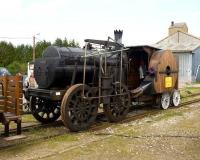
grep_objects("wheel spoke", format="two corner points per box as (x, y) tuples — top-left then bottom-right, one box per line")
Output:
(38, 112), (44, 117)
(172, 90), (181, 107)
(160, 92), (170, 109)
(30, 97), (61, 123)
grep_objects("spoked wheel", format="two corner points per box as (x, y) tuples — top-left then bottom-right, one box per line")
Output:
(103, 83), (130, 122)
(171, 89), (181, 107)
(157, 92), (171, 109)
(61, 84), (98, 132)
(30, 97), (61, 123)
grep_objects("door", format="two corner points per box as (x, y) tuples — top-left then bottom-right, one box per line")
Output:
(174, 53), (192, 86)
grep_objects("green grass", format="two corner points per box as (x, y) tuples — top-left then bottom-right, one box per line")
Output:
(180, 86), (200, 98)
(22, 114), (36, 123)
(50, 134), (77, 142)
(149, 110), (183, 122)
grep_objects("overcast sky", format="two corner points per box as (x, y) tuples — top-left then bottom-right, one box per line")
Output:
(0, 0), (200, 47)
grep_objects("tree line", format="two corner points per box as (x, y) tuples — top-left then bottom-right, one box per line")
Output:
(0, 38), (79, 74)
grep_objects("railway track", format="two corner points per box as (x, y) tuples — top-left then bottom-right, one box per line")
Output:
(3, 91), (197, 135)
(0, 93), (200, 150)
(90, 93), (200, 131)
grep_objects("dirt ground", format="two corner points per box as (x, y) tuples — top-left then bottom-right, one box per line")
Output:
(0, 102), (200, 160)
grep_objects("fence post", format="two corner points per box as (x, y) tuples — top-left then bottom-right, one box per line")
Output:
(3, 76), (7, 112)
(15, 75), (21, 116)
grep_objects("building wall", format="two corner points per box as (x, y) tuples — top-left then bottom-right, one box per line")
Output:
(192, 47), (200, 81)
(174, 53), (192, 85)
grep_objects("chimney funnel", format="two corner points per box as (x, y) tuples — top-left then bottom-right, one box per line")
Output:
(114, 30), (123, 44)
(171, 21), (174, 26)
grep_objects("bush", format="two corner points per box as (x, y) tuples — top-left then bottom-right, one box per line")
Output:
(7, 61), (27, 75)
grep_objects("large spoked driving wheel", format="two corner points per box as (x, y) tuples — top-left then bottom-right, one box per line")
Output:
(30, 97), (61, 123)
(103, 83), (130, 122)
(171, 89), (181, 107)
(61, 84), (98, 132)
(157, 92), (171, 109)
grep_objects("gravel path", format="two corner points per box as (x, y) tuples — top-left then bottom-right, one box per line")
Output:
(0, 102), (200, 160)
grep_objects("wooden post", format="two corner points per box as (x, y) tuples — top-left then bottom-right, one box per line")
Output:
(3, 76), (7, 112)
(33, 36), (36, 61)
(16, 119), (21, 135)
(15, 75), (20, 116)
(4, 122), (9, 137)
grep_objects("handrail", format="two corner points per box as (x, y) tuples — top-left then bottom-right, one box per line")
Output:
(82, 41), (127, 99)
(81, 48), (129, 58)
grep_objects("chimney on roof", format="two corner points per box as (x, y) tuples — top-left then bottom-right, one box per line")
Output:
(168, 21), (188, 36)
(114, 30), (123, 44)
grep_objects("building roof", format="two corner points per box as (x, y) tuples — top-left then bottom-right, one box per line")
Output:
(153, 31), (200, 53)
(126, 45), (160, 51)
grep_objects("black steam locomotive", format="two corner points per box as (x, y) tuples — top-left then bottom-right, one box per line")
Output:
(25, 30), (180, 131)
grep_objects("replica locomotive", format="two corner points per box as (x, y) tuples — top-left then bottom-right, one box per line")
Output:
(25, 30), (180, 131)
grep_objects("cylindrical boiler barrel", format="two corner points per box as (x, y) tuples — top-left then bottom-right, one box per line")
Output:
(34, 46), (120, 89)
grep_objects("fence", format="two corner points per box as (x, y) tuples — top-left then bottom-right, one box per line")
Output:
(0, 75), (23, 136)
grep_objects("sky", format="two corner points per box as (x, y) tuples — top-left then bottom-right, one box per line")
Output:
(0, 0), (200, 47)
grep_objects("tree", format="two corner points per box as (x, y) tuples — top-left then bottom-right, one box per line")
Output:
(62, 38), (69, 47)
(0, 41), (15, 67)
(0, 36), (80, 75)
(53, 38), (63, 47)
(15, 44), (32, 63)
(35, 40), (51, 58)
(68, 39), (79, 47)
(53, 38), (79, 47)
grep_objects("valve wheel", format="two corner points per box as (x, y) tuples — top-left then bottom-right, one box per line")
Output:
(61, 84), (98, 132)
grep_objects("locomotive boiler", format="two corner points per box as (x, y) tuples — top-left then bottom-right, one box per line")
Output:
(34, 46), (94, 89)
(34, 46), (121, 89)
(26, 31), (180, 131)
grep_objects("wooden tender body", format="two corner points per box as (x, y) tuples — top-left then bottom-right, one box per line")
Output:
(149, 50), (178, 93)
(127, 46), (180, 109)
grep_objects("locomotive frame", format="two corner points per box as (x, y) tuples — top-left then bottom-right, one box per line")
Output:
(25, 38), (181, 132)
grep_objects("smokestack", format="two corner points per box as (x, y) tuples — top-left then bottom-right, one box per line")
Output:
(114, 30), (123, 44)
(171, 21), (174, 26)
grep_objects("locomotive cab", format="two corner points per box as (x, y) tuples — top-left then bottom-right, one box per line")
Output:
(126, 45), (159, 90)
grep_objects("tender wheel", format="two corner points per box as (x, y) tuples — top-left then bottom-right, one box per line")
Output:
(30, 97), (61, 123)
(61, 84), (98, 132)
(103, 83), (130, 122)
(157, 92), (171, 109)
(171, 89), (181, 107)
